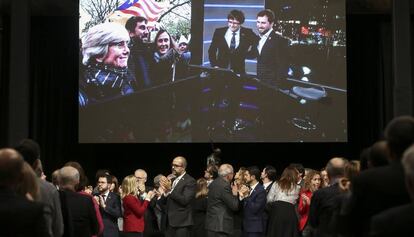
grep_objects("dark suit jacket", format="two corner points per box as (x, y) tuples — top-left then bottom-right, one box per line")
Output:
(0, 188), (51, 237)
(205, 177), (239, 234)
(255, 30), (290, 86)
(63, 189), (99, 237)
(348, 162), (411, 237)
(165, 173), (196, 228)
(208, 26), (258, 75)
(370, 203), (414, 237)
(97, 192), (122, 237)
(242, 183), (267, 233)
(308, 183), (342, 237)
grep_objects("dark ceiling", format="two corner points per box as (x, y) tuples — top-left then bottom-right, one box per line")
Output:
(0, 0), (413, 16)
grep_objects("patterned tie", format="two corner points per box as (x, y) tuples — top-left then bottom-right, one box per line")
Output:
(230, 32), (236, 51)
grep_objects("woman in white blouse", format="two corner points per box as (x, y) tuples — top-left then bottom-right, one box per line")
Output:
(266, 166), (301, 237)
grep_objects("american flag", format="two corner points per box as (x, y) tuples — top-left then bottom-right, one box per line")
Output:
(115, 0), (168, 22)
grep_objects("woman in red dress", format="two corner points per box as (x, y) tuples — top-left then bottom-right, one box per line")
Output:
(298, 170), (321, 236)
(121, 175), (154, 237)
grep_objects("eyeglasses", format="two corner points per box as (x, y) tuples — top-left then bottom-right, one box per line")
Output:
(157, 38), (169, 43)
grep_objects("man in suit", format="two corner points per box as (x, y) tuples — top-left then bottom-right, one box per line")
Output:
(59, 166), (99, 237)
(0, 148), (51, 237)
(15, 139), (64, 237)
(348, 116), (414, 237)
(240, 166), (267, 237)
(261, 165), (277, 194)
(370, 144), (414, 237)
(208, 10), (258, 75)
(254, 9), (290, 87)
(308, 157), (347, 237)
(160, 156), (196, 237)
(125, 16), (153, 89)
(206, 164), (240, 237)
(95, 174), (122, 237)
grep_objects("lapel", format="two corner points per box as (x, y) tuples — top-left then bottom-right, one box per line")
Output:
(173, 173), (186, 191)
(105, 192), (112, 204)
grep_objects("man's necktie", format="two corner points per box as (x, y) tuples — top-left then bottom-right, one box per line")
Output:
(230, 32), (236, 51)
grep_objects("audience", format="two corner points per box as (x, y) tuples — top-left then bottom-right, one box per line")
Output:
(348, 116), (414, 237)
(0, 148), (51, 237)
(2, 116), (414, 237)
(370, 145), (414, 236)
(15, 139), (64, 237)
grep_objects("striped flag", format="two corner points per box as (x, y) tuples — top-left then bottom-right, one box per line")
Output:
(114, 0), (168, 22)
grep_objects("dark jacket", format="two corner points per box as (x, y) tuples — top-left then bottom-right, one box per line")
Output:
(254, 30), (290, 86)
(96, 192), (122, 237)
(205, 177), (239, 234)
(208, 26), (258, 75)
(242, 183), (267, 234)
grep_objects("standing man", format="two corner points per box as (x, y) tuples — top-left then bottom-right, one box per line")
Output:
(261, 165), (277, 194)
(125, 16), (153, 89)
(240, 166), (267, 237)
(206, 164), (240, 237)
(208, 10), (258, 75)
(255, 9), (290, 87)
(160, 156), (196, 237)
(95, 174), (122, 237)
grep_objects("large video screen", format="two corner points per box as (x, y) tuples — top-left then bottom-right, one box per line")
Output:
(79, 0), (347, 143)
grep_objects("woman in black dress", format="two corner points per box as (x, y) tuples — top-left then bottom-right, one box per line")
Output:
(192, 178), (208, 237)
(266, 166), (301, 237)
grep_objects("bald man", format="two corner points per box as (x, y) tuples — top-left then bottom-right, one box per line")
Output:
(206, 164), (239, 237)
(160, 156), (196, 237)
(308, 157), (347, 237)
(59, 166), (99, 237)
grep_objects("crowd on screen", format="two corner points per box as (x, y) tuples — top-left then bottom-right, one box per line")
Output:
(1, 116), (414, 237)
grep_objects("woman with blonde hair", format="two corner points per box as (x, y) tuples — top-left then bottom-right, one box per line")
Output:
(267, 166), (301, 237)
(121, 175), (154, 237)
(298, 170), (321, 236)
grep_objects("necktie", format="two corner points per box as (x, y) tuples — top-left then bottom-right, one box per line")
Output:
(230, 32), (236, 51)
(172, 178), (179, 191)
(101, 194), (106, 203)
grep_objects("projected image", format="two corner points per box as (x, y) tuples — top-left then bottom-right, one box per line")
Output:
(79, 0), (347, 143)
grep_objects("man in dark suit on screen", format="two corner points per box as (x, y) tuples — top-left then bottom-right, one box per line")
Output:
(206, 164), (239, 237)
(160, 156), (196, 237)
(208, 10), (258, 76)
(254, 9), (290, 87)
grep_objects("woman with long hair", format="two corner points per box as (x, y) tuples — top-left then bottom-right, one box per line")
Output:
(191, 178), (209, 237)
(298, 170), (321, 236)
(266, 166), (301, 237)
(121, 175), (154, 237)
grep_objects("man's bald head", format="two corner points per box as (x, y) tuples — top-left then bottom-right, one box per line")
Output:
(59, 166), (80, 189)
(173, 156), (187, 168)
(218, 164), (234, 182)
(0, 148), (24, 188)
(326, 157), (347, 182)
